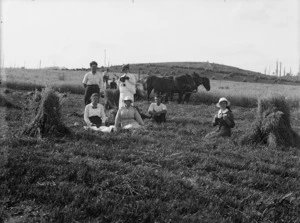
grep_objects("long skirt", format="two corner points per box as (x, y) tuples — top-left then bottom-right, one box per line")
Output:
(89, 116), (102, 128)
(84, 85), (100, 105)
(119, 92), (134, 109)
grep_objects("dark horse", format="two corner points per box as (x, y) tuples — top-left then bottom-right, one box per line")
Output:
(181, 72), (210, 103)
(145, 74), (197, 103)
(144, 72), (210, 103)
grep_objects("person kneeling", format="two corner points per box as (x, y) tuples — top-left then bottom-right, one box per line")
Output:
(205, 97), (235, 139)
(148, 95), (167, 123)
(114, 96), (145, 131)
(84, 93), (107, 128)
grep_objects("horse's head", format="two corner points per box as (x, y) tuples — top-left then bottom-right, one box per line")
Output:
(191, 72), (210, 91)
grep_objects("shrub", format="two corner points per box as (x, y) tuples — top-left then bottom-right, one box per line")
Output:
(190, 92), (257, 108)
(5, 81), (44, 92)
(240, 95), (299, 147)
(54, 84), (85, 95)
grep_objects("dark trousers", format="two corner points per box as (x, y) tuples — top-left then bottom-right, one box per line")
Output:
(84, 85), (100, 105)
(152, 113), (166, 123)
(89, 116), (102, 128)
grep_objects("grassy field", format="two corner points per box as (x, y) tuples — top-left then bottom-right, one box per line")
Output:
(2, 68), (300, 109)
(1, 87), (300, 222)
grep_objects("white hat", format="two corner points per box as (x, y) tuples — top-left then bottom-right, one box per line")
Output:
(216, 97), (230, 107)
(123, 96), (133, 102)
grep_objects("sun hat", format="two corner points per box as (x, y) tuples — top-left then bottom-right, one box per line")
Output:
(216, 97), (230, 107)
(123, 96), (133, 102)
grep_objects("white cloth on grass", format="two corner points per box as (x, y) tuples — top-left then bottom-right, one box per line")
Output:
(84, 125), (116, 133)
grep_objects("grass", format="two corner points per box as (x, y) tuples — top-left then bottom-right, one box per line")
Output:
(1, 90), (300, 222)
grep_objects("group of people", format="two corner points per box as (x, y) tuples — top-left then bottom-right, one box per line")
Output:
(82, 61), (235, 137)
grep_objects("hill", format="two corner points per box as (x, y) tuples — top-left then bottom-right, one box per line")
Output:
(107, 62), (300, 85)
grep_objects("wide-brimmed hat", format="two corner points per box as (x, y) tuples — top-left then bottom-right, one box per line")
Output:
(216, 97), (230, 107)
(123, 96), (133, 102)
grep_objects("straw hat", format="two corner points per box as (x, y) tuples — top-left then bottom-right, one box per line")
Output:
(216, 97), (230, 107)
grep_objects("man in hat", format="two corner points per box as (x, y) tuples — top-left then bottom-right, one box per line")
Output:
(117, 64), (137, 109)
(82, 61), (104, 105)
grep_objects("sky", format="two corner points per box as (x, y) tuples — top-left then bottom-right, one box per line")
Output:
(1, 0), (299, 74)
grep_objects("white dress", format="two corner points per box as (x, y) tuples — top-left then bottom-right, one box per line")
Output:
(118, 73), (137, 109)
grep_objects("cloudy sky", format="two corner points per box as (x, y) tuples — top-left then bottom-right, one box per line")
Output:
(1, 0), (299, 74)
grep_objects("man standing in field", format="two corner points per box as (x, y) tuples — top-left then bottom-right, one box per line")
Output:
(82, 61), (104, 105)
(117, 64), (137, 108)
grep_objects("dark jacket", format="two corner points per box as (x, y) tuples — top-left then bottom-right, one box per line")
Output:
(212, 110), (235, 137)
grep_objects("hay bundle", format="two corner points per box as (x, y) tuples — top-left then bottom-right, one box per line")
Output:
(23, 87), (70, 137)
(105, 89), (120, 109)
(241, 95), (298, 147)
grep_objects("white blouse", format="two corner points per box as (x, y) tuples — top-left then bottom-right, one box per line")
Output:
(84, 103), (107, 125)
(82, 71), (104, 89)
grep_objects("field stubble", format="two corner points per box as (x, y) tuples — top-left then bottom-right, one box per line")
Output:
(1, 89), (300, 222)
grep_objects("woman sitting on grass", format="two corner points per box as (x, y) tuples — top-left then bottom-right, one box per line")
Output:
(205, 97), (235, 139)
(114, 96), (144, 131)
(84, 93), (107, 128)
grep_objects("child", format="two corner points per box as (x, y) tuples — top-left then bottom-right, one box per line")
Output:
(205, 97), (235, 138)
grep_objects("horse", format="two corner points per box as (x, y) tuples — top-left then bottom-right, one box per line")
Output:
(144, 74), (197, 104)
(181, 72), (210, 103)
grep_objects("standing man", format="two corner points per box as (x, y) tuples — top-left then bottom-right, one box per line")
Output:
(117, 64), (137, 108)
(82, 61), (104, 105)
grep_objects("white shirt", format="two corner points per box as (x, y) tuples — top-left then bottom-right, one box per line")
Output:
(148, 103), (167, 113)
(82, 71), (104, 89)
(217, 108), (229, 118)
(84, 103), (107, 125)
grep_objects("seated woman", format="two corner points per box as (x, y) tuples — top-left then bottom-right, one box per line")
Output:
(84, 93), (107, 128)
(114, 96), (145, 131)
(205, 97), (235, 139)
